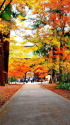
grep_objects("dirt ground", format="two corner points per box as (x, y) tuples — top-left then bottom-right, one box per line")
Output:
(40, 84), (70, 100)
(0, 84), (23, 107)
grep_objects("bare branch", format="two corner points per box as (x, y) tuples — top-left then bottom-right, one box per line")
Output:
(0, 0), (6, 10)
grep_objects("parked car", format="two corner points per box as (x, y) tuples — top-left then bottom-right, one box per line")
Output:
(36, 78), (44, 82)
(20, 79), (24, 82)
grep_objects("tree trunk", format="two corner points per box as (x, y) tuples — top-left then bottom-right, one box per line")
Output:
(59, 38), (64, 83)
(0, 32), (9, 86)
(52, 69), (57, 83)
(34, 73), (38, 81)
(51, 46), (57, 83)
(0, 33), (5, 86)
(3, 34), (9, 84)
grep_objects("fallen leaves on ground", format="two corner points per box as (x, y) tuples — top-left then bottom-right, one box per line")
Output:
(40, 84), (70, 100)
(0, 84), (23, 107)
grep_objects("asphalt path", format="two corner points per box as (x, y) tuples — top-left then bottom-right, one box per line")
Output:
(0, 84), (70, 125)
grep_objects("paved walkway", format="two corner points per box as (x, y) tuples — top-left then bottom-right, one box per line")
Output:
(0, 84), (70, 125)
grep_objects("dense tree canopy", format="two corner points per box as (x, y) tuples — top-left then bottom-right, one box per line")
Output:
(0, 0), (70, 85)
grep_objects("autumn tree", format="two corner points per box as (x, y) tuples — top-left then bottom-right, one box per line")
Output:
(43, 0), (70, 83)
(29, 0), (70, 83)
(0, 0), (27, 85)
(0, 0), (70, 85)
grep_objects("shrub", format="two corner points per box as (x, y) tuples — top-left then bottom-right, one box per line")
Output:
(57, 83), (70, 90)
(8, 77), (17, 82)
(58, 73), (70, 83)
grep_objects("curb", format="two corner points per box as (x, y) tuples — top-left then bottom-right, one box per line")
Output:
(0, 85), (24, 113)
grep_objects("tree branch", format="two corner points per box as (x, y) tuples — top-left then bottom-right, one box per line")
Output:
(0, 0), (6, 10)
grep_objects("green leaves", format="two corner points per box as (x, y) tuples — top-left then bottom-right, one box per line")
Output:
(1, 5), (26, 21)
(1, 5), (12, 21)
(33, 44), (47, 56)
(57, 83), (70, 90)
(53, 9), (61, 13)
(32, 20), (46, 29)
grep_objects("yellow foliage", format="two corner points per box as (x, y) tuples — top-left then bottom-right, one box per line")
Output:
(18, 15), (26, 20)
(44, 36), (60, 47)
(60, 62), (70, 73)
(0, 19), (10, 34)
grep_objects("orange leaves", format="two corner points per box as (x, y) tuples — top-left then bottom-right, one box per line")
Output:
(40, 0), (70, 30)
(0, 0), (12, 6)
(8, 60), (31, 78)
(43, 0), (61, 10)
(39, 72), (47, 78)
(5, 0), (12, 5)
(62, 16), (70, 23)
(65, 53), (70, 60)
(33, 64), (48, 78)
(52, 50), (63, 54)
(43, 0), (70, 11)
